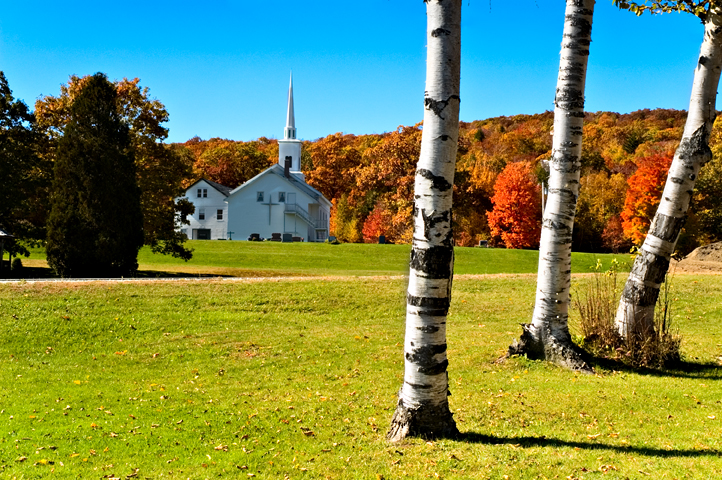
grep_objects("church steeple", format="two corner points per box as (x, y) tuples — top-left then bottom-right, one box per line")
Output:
(278, 72), (303, 179)
(284, 73), (296, 140)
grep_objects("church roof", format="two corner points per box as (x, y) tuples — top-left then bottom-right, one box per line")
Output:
(226, 164), (331, 207)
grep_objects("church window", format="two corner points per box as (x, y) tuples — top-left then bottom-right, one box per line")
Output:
(257, 192), (264, 202)
(199, 208), (205, 220)
(278, 192), (286, 203)
(197, 188), (202, 198)
(217, 209), (223, 220)
(203, 189), (208, 198)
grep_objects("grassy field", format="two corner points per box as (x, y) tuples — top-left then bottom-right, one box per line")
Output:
(14, 240), (630, 278)
(1, 265), (721, 478)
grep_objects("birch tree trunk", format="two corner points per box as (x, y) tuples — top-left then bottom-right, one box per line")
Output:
(615, 6), (722, 337)
(387, 0), (461, 443)
(508, 0), (595, 372)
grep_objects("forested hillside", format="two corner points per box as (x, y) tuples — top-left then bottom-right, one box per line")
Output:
(181, 108), (722, 253)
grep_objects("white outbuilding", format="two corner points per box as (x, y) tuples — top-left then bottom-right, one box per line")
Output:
(179, 179), (231, 240)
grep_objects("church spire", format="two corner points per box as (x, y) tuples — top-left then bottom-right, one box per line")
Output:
(284, 72), (296, 140)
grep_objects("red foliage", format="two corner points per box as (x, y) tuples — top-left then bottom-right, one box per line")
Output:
(486, 162), (541, 249)
(621, 153), (673, 245)
(601, 215), (631, 253)
(362, 202), (393, 243)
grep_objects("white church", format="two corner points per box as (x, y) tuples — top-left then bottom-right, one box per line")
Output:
(179, 76), (332, 242)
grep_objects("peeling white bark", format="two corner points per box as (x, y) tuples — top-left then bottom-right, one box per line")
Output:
(515, 0), (595, 371)
(615, 6), (722, 337)
(388, 0), (461, 442)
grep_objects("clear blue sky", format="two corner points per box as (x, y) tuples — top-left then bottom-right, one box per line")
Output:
(0, 1), (704, 143)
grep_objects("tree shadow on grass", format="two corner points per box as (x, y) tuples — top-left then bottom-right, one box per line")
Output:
(134, 270), (233, 278)
(460, 432), (721, 458)
(584, 354), (722, 380)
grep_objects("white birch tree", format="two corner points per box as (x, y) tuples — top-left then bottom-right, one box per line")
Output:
(613, 0), (722, 337)
(508, 0), (596, 371)
(387, 0), (461, 442)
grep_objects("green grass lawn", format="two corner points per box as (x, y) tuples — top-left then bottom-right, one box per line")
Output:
(16, 240), (631, 278)
(1, 272), (721, 479)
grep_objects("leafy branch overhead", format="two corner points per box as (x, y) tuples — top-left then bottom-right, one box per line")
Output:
(614, 0), (713, 18)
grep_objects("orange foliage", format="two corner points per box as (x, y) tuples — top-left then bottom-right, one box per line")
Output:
(362, 202), (393, 243)
(487, 162), (541, 249)
(621, 153), (673, 245)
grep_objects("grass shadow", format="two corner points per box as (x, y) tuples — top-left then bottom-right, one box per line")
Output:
(133, 270), (233, 278)
(460, 432), (722, 458)
(584, 353), (722, 379)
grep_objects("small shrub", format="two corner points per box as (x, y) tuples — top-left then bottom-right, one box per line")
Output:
(573, 259), (681, 369)
(11, 258), (22, 271)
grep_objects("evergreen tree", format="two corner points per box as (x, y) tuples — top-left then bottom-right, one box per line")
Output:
(46, 73), (143, 277)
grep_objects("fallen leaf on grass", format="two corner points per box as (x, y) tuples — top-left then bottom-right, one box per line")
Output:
(15, 456), (27, 462)
(114, 351), (127, 356)
(214, 445), (229, 451)
(587, 434), (601, 439)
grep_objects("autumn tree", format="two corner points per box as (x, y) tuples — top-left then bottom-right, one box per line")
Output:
(330, 195), (362, 243)
(46, 73), (143, 277)
(193, 140), (273, 188)
(694, 118), (722, 243)
(613, 0), (722, 336)
(486, 162), (541, 249)
(306, 133), (365, 200)
(620, 153), (673, 244)
(36, 75), (193, 260)
(574, 172), (629, 251)
(361, 201), (393, 243)
(388, 0), (461, 442)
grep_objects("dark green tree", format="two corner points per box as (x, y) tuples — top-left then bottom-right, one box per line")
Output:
(36, 75), (194, 260)
(0, 71), (47, 257)
(46, 73), (144, 277)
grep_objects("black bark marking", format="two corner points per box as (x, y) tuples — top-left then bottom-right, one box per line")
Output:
(407, 294), (450, 311)
(404, 381), (432, 390)
(417, 325), (440, 333)
(410, 244), (453, 278)
(677, 124), (712, 166)
(629, 250), (670, 287)
(406, 343), (447, 366)
(409, 308), (448, 317)
(555, 87), (585, 110)
(431, 28), (451, 37)
(417, 169), (452, 192)
(424, 95), (461, 120)
(699, 55), (709, 66)
(417, 359), (449, 376)
(621, 280), (661, 308)
(649, 213), (686, 244)
(420, 208), (453, 244)
(670, 177), (684, 185)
